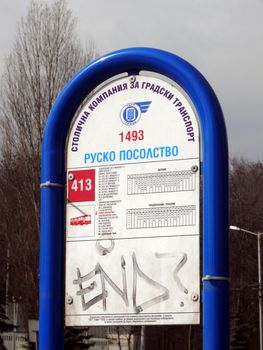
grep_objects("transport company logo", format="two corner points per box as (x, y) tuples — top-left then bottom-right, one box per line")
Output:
(120, 101), (152, 126)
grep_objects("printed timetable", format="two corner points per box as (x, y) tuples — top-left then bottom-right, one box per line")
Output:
(127, 170), (196, 195)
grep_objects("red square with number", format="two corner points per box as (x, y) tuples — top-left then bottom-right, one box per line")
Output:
(68, 169), (95, 203)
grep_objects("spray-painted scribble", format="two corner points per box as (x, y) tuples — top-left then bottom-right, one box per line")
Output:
(73, 251), (188, 313)
(69, 202), (87, 216)
(132, 252), (169, 313)
(95, 236), (115, 256)
(155, 251), (188, 294)
(73, 257), (128, 311)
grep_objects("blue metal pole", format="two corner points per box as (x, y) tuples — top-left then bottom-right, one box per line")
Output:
(39, 185), (65, 349)
(201, 101), (229, 349)
(39, 47), (229, 349)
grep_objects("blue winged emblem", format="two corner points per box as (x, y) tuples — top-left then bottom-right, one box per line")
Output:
(135, 101), (152, 114)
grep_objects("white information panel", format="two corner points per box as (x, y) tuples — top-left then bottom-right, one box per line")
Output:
(65, 74), (200, 326)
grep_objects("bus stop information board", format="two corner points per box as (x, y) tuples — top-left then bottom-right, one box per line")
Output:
(65, 74), (200, 326)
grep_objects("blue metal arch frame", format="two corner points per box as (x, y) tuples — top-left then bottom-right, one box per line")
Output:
(40, 47), (229, 350)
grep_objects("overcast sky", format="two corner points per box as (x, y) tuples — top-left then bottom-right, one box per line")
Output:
(0, 0), (263, 161)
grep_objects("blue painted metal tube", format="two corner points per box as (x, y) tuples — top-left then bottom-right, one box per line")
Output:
(40, 47), (228, 349)
(40, 186), (65, 349)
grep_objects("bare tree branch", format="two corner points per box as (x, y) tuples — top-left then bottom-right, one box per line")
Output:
(0, 0), (96, 322)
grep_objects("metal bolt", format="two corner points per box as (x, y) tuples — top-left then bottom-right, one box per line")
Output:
(180, 302), (184, 307)
(68, 173), (74, 181)
(66, 295), (73, 305)
(136, 306), (143, 313)
(191, 165), (198, 173)
(130, 76), (136, 83)
(191, 293), (199, 302)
